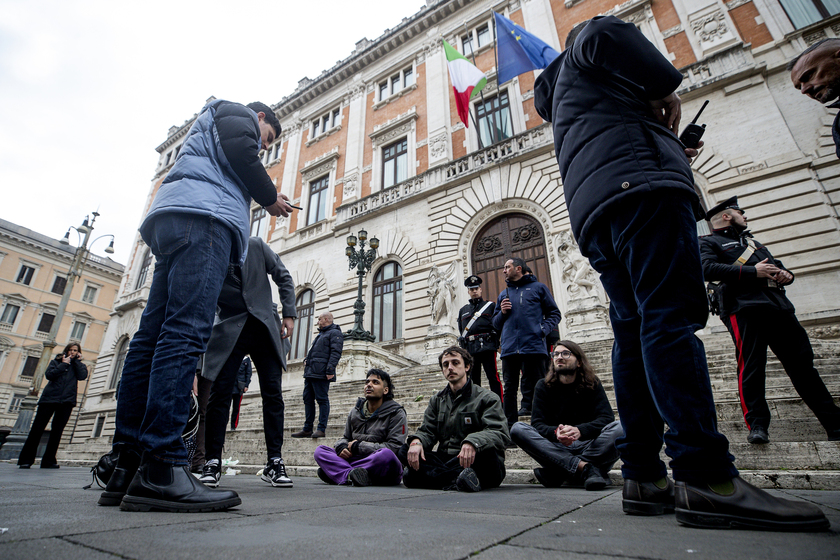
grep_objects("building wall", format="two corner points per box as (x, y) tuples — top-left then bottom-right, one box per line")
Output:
(67, 0), (840, 451)
(0, 220), (124, 429)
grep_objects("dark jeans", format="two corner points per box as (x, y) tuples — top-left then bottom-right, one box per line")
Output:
(114, 214), (233, 466)
(18, 402), (74, 466)
(501, 353), (547, 426)
(206, 317), (286, 461)
(580, 191), (737, 485)
(397, 444), (504, 490)
(723, 308), (840, 432)
(303, 378), (331, 432)
(471, 351), (503, 400)
(510, 420), (622, 476)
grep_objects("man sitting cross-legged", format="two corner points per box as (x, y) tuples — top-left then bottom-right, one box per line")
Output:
(398, 346), (510, 492)
(511, 340), (622, 490)
(313, 369), (407, 486)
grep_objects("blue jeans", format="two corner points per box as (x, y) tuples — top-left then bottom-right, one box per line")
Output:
(114, 214), (233, 465)
(579, 191), (738, 485)
(302, 378), (330, 432)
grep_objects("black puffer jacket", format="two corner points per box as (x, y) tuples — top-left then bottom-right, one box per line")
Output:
(534, 16), (697, 246)
(39, 356), (88, 405)
(304, 323), (344, 382)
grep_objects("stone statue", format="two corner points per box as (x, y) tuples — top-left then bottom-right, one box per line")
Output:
(556, 231), (601, 301)
(427, 262), (457, 327)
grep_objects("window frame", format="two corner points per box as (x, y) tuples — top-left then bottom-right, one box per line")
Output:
(81, 285), (98, 304)
(1, 303), (20, 326)
(20, 355), (39, 381)
(310, 107), (341, 140)
(474, 89), (514, 148)
(306, 175), (330, 226)
(36, 311), (56, 334)
(109, 337), (130, 391)
(51, 275), (68, 295)
(460, 21), (495, 56)
(382, 138), (409, 189)
(7, 393), (26, 414)
(70, 320), (87, 341)
(134, 248), (152, 290)
(371, 262), (403, 342)
(779, 0), (840, 28)
(377, 65), (416, 103)
(250, 206), (269, 239)
(16, 264), (36, 285)
(290, 290), (315, 361)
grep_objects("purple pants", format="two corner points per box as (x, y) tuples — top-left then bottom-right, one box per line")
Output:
(313, 445), (403, 485)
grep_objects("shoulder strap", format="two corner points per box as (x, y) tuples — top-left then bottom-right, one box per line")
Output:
(461, 301), (493, 338)
(735, 238), (756, 265)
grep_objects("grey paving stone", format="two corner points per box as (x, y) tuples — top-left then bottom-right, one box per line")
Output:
(0, 537), (121, 560)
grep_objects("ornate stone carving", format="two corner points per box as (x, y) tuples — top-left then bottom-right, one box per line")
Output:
(556, 230), (603, 302)
(691, 10), (728, 43)
(662, 25), (683, 39)
(427, 262), (457, 328)
(725, 0), (752, 9)
(343, 174), (358, 198)
(300, 148), (340, 181)
(370, 109), (418, 147)
(805, 30), (828, 46)
(807, 325), (840, 339)
(429, 133), (447, 159)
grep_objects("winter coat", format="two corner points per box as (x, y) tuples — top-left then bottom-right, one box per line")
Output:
(530, 378), (614, 442)
(39, 356), (88, 406)
(232, 357), (252, 395)
(408, 381), (510, 475)
(534, 16), (698, 247)
(202, 237), (297, 382)
(699, 227), (795, 316)
(333, 398), (407, 457)
(492, 275), (562, 357)
(139, 99), (278, 265)
(304, 323), (344, 382)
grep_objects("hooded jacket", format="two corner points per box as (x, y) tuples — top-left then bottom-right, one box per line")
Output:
(333, 397), (407, 456)
(139, 99), (278, 265)
(491, 274), (562, 357)
(304, 322), (344, 381)
(39, 355), (88, 406)
(699, 227), (795, 316)
(534, 16), (697, 247)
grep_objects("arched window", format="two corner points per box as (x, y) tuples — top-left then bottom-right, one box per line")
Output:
(290, 290), (315, 360)
(372, 262), (402, 342)
(109, 337), (129, 391)
(134, 248), (152, 290)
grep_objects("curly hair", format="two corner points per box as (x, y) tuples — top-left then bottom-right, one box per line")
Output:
(367, 368), (395, 401)
(545, 339), (600, 393)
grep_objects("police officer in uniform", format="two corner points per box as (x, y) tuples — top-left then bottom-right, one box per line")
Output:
(457, 275), (503, 399)
(700, 196), (840, 444)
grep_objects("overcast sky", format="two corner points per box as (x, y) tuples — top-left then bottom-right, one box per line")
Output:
(0, 0), (422, 266)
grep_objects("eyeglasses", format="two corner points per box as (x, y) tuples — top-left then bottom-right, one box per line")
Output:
(552, 350), (572, 359)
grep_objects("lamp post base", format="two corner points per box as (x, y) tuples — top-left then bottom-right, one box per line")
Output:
(0, 396), (38, 461)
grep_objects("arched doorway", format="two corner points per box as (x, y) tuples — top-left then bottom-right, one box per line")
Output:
(471, 213), (553, 303)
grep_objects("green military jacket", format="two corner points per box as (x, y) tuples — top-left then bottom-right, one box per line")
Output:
(408, 380), (510, 475)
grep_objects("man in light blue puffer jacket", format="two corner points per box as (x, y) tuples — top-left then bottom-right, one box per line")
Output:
(100, 100), (291, 514)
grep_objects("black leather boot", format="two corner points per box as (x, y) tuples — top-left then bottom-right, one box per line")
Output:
(675, 477), (829, 531)
(98, 449), (140, 506)
(120, 457), (241, 512)
(622, 478), (675, 515)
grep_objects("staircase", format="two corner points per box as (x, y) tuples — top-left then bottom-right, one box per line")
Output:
(57, 332), (840, 489)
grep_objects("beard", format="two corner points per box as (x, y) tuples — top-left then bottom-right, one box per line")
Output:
(555, 363), (577, 374)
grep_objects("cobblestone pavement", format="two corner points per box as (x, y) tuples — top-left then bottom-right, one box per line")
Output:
(0, 463), (838, 559)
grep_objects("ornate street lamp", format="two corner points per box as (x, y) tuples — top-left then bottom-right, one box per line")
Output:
(344, 229), (379, 341)
(1, 211), (116, 460)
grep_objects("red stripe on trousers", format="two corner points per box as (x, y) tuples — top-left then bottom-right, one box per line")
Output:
(729, 314), (751, 429)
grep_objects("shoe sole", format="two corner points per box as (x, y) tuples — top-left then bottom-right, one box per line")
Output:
(348, 471), (371, 487)
(585, 479), (608, 491)
(675, 508), (830, 531)
(199, 478), (220, 488)
(119, 495), (242, 513)
(98, 491), (125, 506)
(623, 499), (675, 516)
(260, 474), (293, 488)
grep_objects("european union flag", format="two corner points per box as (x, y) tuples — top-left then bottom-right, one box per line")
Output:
(494, 12), (560, 85)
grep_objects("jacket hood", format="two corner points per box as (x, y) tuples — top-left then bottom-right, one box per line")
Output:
(505, 274), (537, 287)
(534, 51), (567, 122)
(354, 396), (404, 417)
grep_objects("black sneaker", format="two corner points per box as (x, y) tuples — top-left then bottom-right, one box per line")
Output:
(317, 467), (337, 485)
(455, 468), (481, 492)
(534, 467), (566, 488)
(199, 459), (221, 488)
(747, 425), (769, 444)
(261, 458), (293, 488)
(348, 467), (371, 487)
(582, 463), (608, 491)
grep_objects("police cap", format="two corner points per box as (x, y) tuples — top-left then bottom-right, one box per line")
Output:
(464, 275), (483, 288)
(705, 196), (742, 222)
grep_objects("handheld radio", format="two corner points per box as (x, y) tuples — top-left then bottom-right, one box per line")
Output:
(679, 100), (709, 149)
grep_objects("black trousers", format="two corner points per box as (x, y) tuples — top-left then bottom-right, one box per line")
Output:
(18, 402), (74, 466)
(230, 393), (243, 430)
(723, 307), (840, 432)
(191, 375), (213, 470)
(206, 316), (286, 461)
(501, 353), (547, 427)
(470, 351), (503, 400)
(398, 444), (504, 490)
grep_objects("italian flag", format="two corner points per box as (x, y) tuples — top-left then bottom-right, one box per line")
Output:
(443, 39), (487, 127)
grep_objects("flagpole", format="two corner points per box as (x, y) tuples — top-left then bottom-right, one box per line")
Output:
(464, 21), (496, 147)
(490, 10), (514, 139)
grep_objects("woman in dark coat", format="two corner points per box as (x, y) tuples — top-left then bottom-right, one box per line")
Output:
(18, 342), (88, 468)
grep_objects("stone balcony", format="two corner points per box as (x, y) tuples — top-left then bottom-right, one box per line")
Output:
(336, 122), (554, 226)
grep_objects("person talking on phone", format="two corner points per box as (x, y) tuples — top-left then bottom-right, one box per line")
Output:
(18, 342), (88, 469)
(491, 257), (561, 428)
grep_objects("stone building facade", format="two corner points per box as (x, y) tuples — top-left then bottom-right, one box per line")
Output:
(67, 0), (840, 452)
(0, 218), (123, 431)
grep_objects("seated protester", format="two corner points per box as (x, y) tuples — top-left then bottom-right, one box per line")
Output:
(314, 369), (407, 486)
(510, 340), (622, 491)
(398, 346), (510, 492)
